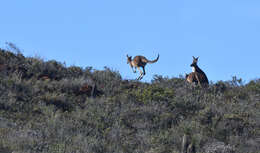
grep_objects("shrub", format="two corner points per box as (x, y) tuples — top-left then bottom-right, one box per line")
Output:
(0, 48), (259, 153)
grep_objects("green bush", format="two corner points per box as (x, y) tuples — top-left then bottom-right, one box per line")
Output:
(127, 84), (174, 103)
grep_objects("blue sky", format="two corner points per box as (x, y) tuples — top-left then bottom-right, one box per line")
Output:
(0, 0), (259, 82)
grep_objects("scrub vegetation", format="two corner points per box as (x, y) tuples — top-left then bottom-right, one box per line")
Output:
(0, 47), (259, 153)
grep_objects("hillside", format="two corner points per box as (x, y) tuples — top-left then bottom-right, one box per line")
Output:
(0, 48), (259, 153)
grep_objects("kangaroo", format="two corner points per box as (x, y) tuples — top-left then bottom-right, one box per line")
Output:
(186, 56), (209, 87)
(127, 54), (159, 80)
(185, 72), (197, 84)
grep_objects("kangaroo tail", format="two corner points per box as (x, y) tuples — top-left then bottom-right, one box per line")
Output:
(147, 54), (159, 63)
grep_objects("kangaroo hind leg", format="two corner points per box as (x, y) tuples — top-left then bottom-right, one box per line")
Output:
(132, 67), (136, 73)
(137, 67), (144, 80)
(142, 66), (146, 75)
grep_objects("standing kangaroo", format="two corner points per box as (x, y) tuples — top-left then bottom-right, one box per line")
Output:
(186, 56), (209, 87)
(127, 54), (159, 80)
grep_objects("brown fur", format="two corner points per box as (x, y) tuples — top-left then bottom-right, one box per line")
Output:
(185, 72), (197, 84)
(185, 72), (207, 84)
(186, 56), (209, 87)
(127, 54), (159, 80)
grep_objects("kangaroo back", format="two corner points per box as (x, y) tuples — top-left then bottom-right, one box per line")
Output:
(197, 72), (209, 85)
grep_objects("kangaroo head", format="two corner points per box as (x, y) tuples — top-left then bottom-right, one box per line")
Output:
(190, 56), (199, 67)
(126, 54), (132, 64)
(185, 73), (189, 79)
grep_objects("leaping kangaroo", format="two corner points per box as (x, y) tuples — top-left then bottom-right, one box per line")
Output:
(186, 56), (209, 87)
(127, 54), (159, 80)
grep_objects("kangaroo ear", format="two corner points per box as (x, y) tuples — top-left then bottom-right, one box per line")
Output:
(126, 54), (129, 58)
(196, 56), (199, 60)
(192, 56), (196, 60)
